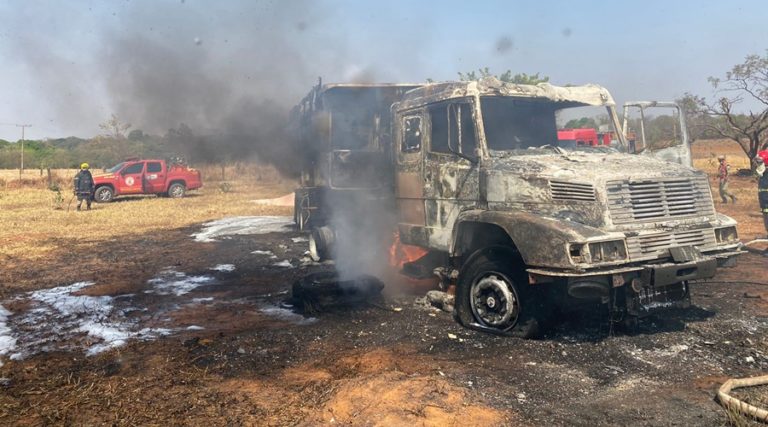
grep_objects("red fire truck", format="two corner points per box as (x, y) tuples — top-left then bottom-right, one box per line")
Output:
(92, 158), (202, 202)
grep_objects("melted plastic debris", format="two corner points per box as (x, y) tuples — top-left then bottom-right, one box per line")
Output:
(192, 216), (293, 242)
(146, 269), (215, 296)
(210, 264), (235, 272)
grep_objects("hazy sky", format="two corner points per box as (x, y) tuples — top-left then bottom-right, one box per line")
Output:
(0, 0), (766, 141)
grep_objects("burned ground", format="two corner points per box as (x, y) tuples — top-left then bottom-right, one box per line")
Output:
(0, 217), (766, 426)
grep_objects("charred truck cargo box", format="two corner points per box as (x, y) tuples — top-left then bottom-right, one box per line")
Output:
(291, 77), (742, 337)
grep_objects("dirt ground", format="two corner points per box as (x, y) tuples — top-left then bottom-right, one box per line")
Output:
(1, 142), (767, 426)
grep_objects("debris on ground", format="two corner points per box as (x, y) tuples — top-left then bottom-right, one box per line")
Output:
(289, 272), (385, 313)
(415, 290), (455, 313)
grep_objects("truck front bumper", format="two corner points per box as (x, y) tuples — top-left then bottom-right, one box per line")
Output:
(527, 249), (743, 287)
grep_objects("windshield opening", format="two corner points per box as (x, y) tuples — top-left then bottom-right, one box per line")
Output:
(480, 97), (618, 155)
(106, 162), (125, 173)
(622, 105), (684, 152)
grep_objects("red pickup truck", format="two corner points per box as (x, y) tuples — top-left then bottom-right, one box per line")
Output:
(93, 159), (202, 202)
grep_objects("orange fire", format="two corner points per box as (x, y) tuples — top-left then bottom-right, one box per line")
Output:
(388, 231), (439, 290)
(389, 231), (428, 268)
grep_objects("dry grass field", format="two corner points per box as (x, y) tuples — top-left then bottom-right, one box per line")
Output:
(692, 139), (767, 240)
(0, 164), (294, 265)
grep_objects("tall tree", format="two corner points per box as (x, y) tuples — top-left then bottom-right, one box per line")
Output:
(98, 114), (132, 140)
(687, 51), (768, 160)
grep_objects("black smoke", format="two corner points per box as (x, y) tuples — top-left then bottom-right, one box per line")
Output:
(8, 1), (350, 175)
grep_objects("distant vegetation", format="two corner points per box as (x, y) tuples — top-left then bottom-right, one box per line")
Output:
(0, 133), (181, 170)
(0, 115), (271, 171)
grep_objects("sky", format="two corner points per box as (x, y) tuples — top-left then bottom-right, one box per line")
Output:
(0, 0), (766, 141)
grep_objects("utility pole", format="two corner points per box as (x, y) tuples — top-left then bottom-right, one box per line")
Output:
(16, 124), (32, 181)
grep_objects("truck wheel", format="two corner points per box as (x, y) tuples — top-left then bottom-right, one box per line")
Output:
(168, 183), (185, 198)
(454, 246), (547, 338)
(94, 186), (114, 203)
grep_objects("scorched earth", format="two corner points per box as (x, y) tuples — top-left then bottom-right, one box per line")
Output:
(0, 213), (766, 426)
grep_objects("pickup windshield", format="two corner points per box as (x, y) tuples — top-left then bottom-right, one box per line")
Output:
(106, 162), (126, 173)
(480, 97), (619, 155)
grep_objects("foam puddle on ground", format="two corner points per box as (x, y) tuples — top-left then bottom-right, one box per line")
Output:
(6, 282), (172, 359)
(211, 264), (236, 272)
(0, 263), (316, 361)
(145, 269), (216, 296)
(192, 216), (294, 242)
(258, 304), (317, 325)
(0, 304), (17, 365)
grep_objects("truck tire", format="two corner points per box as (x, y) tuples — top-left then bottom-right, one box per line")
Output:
(454, 246), (548, 338)
(168, 182), (186, 198)
(94, 186), (114, 203)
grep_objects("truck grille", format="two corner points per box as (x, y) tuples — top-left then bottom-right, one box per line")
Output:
(606, 177), (714, 225)
(626, 228), (717, 260)
(549, 180), (595, 202)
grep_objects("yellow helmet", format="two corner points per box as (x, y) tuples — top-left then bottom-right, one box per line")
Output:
(80, 162), (89, 169)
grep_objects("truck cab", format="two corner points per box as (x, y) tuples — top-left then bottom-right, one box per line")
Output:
(294, 78), (742, 337)
(93, 159), (202, 202)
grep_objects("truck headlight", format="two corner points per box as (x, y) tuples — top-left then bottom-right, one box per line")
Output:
(569, 240), (628, 264)
(588, 240), (628, 263)
(715, 226), (738, 244)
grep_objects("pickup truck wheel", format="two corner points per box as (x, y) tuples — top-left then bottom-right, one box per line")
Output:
(94, 186), (114, 203)
(168, 183), (185, 198)
(455, 246), (547, 338)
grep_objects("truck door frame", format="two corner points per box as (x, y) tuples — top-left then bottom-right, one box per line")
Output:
(422, 98), (480, 251)
(394, 108), (428, 247)
(119, 161), (146, 195)
(144, 161), (166, 194)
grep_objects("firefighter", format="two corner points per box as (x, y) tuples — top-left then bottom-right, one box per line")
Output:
(73, 163), (94, 211)
(756, 155), (768, 246)
(718, 155), (737, 204)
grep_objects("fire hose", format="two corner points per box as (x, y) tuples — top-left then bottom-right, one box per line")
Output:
(743, 239), (768, 254)
(718, 375), (768, 422)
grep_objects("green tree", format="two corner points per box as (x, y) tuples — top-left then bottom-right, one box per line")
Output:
(686, 51), (768, 161)
(458, 67), (549, 84)
(564, 117), (599, 129)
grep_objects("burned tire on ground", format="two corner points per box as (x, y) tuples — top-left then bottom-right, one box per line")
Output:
(454, 246), (548, 338)
(94, 186), (114, 203)
(168, 182), (186, 198)
(290, 271), (384, 314)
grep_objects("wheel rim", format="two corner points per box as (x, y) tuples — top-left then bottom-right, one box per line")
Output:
(97, 188), (111, 201)
(170, 185), (183, 197)
(470, 272), (520, 330)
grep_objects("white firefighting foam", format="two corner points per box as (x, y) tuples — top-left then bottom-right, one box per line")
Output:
(145, 269), (215, 296)
(8, 282), (172, 358)
(0, 304), (16, 362)
(192, 216), (293, 242)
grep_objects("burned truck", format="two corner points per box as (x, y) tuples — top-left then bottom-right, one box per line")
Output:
(291, 78), (742, 337)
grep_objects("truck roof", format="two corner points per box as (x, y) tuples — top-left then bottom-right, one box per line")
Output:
(317, 83), (424, 94)
(397, 77), (615, 110)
